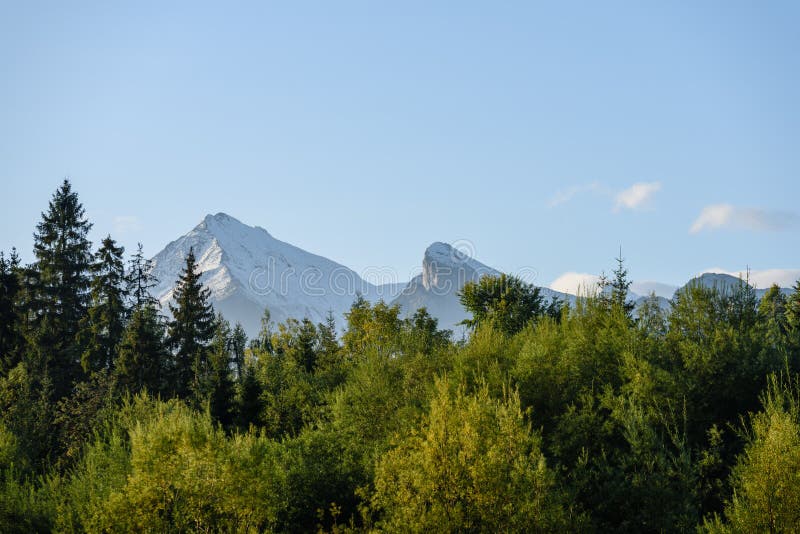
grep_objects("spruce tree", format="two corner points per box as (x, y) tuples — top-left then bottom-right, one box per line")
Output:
(294, 318), (318, 373)
(787, 280), (800, 354)
(80, 236), (127, 373)
(127, 242), (158, 310)
(236, 354), (263, 430)
(316, 311), (344, 388)
(167, 248), (215, 400)
(317, 311), (340, 365)
(208, 315), (235, 426)
(230, 322), (247, 379)
(115, 303), (168, 396)
(0, 249), (23, 373)
(30, 179), (93, 399)
(609, 249), (634, 318)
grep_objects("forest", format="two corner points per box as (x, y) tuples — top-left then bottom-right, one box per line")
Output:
(2, 180), (800, 533)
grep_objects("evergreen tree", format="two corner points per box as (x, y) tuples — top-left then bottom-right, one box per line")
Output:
(317, 310), (339, 357)
(0, 249), (23, 373)
(115, 304), (168, 396)
(167, 248), (215, 400)
(315, 311), (345, 389)
(786, 280), (800, 346)
(608, 249), (634, 318)
(80, 236), (127, 373)
(29, 179), (93, 399)
(249, 308), (274, 352)
(235, 353), (263, 430)
(126, 242), (158, 311)
(293, 318), (318, 373)
(208, 315), (235, 426)
(230, 322), (247, 379)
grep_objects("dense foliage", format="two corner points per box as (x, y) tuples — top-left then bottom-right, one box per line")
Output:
(2, 181), (800, 532)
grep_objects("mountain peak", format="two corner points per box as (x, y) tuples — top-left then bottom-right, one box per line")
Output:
(424, 242), (460, 264)
(198, 212), (273, 240)
(202, 212), (244, 228)
(419, 241), (499, 291)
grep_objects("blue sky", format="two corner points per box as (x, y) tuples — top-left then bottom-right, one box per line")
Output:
(1, 1), (798, 290)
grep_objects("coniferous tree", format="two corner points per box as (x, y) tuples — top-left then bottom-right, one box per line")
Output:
(126, 242), (158, 311)
(315, 311), (346, 390)
(29, 179), (93, 399)
(249, 308), (274, 352)
(208, 315), (235, 426)
(236, 354), (263, 430)
(80, 236), (127, 373)
(167, 248), (215, 400)
(786, 281), (800, 349)
(115, 304), (168, 396)
(318, 311), (339, 357)
(609, 249), (634, 318)
(293, 318), (318, 373)
(230, 322), (247, 379)
(0, 249), (23, 373)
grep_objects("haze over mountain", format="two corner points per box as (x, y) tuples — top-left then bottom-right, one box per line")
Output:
(150, 214), (796, 338)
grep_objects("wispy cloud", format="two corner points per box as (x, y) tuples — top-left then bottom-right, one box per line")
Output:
(613, 181), (662, 212)
(547, 182), (602, 207)
(690, 204), (799, 234)
(113, 215), (142, 234)
(549, 181), (662, 213)
(549, 272), (602, 296)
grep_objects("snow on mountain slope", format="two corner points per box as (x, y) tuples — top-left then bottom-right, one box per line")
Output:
(150, 213), (380, 338)
(389, 242), (499, 334)
(149, 214), (797, 341)
(390, 242), (572, 334)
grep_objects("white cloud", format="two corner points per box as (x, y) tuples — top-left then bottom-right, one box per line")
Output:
(549, 272), (602, 296)
(613, 181), (662, 212)
(548, 182), (602, 207)
(113, 215), (142, 234)
(701, 267), (800, 289)
(690, 204), (799, 234)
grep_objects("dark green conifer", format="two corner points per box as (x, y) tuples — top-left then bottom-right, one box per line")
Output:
(208, 315), (235, 426)
(126, 242), (158, 310)
(29, 179), (93, 399)
(0, 249), (23, 373)
(230, 322), (247, 379)
(167, 248), (215, 400)
(115, 304), (168, 395)
(80, 236), (127, 373)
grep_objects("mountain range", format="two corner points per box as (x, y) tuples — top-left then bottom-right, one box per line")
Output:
(149, 213), (795, 339)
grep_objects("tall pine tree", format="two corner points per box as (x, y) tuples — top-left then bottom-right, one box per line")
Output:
(207, 314), (235, 427)
(0, 249), (23, 373)
(116, 303), (169, 396)
(230, 322), (247, 379)
(80, 236), (127, 373)
(29, 179), (93, 399)
(167, 248), (215, 400)
(127, 242), (158, 311)
(606, 248), (634, 318)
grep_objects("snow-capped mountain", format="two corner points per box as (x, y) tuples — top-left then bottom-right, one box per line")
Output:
(150, 213), (395, 338)
(389, 242), (571, 334)
(149, 214), (797, 340)
(390, 242), (499, 334)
